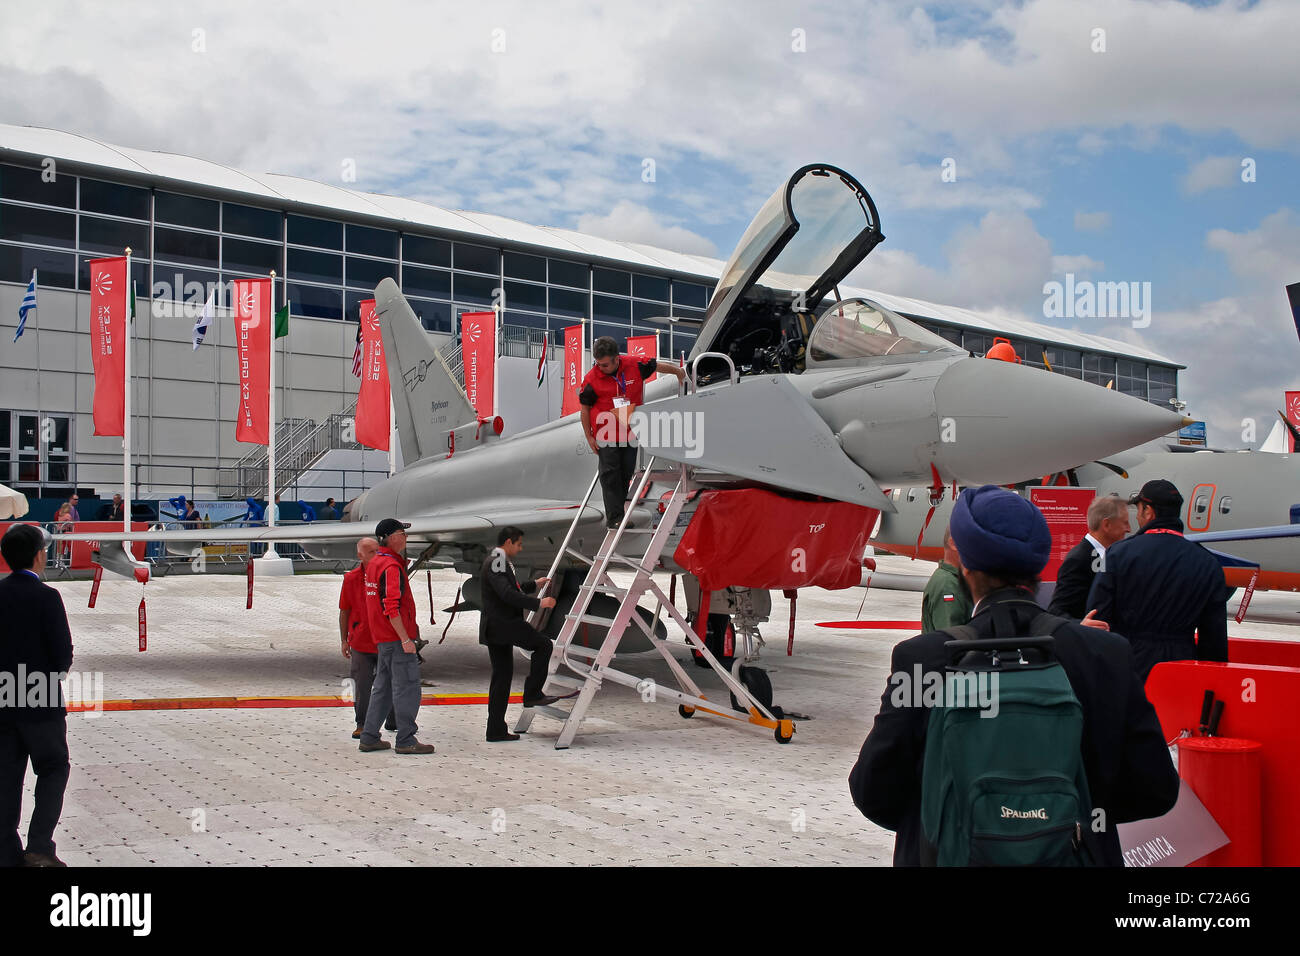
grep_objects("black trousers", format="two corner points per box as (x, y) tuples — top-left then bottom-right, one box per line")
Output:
(348, 651), (395, 729)
(597, 444), (639, 524)
(1, 717), (70, 865)
(487, 631), (553, 734)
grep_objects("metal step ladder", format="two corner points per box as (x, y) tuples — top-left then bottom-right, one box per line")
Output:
(514, 453), (796, 749)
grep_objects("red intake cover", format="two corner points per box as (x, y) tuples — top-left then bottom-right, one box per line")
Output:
(672, 488), (878, 592)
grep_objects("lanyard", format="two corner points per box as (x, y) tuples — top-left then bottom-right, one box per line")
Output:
(615, 370), (628, 396)
(1146, 528), (1184, 537)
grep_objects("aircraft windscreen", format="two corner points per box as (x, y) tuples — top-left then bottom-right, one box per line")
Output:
(806, 298), (964, 366)
(710, 169), (875, 313)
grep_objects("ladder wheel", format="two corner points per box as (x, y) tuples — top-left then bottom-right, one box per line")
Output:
(774, 722), (794, 744)
(678, 704), (695, 719)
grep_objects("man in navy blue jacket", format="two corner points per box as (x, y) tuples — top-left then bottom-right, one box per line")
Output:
(1088, 479), (1229, 681)
(1, 524), (73, 867)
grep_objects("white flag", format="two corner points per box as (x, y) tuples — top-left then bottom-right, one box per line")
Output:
(193, 290), (214, 350)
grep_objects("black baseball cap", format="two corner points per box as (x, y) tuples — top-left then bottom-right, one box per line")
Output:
(1128, 479), (1183, 510)
(375, 518), (411, 539)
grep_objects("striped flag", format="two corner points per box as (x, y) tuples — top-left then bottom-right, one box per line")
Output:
(193, 290), (214, 350)
(536, 343), (546, 389)
(351, 323), (363, 378)
(14, 270), (36, 342)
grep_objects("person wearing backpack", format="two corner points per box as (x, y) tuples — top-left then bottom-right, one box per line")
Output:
(848, 485), (1178, 866)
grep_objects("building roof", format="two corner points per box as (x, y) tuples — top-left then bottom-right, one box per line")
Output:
(0, 123), (1180, 366)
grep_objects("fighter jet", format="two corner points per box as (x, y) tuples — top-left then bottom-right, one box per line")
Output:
(58, 164), (1190, 656)
(872, 439), (1300, 593)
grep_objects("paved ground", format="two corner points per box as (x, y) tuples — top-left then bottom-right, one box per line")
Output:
(15, 558), (1299, 866)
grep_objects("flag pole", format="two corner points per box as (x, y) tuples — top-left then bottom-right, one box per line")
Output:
(122, 249), (133, 537)
(264, 270), (279, 559)
(32, 270), (43, 495)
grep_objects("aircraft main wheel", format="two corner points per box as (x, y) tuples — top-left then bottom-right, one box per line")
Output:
(774, 723), (794, 744)
(678, 705), (695, 719)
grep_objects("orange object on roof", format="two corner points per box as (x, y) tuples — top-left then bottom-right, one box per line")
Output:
(985, 337), (1021, 363)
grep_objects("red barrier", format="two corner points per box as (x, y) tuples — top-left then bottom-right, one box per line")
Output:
(1146, 659), (1300, 865)
(1229, 637), (1300, 669)
(1177, 737), (1262, 866)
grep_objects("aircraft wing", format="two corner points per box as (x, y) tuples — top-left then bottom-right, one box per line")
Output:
(1187, 525), (1300, 544)
(50, 498), (604, 545)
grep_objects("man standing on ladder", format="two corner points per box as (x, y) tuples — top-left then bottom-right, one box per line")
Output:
(480, 527), (559, 742)
(579, 337), (686, 529)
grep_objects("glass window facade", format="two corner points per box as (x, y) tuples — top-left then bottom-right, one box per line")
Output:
(0, 160), (1178, 413)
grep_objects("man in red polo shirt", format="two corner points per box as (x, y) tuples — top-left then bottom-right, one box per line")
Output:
(579, 336), (685, 528)
(358, 518), (434, 755)
(339, 537), (396, 739)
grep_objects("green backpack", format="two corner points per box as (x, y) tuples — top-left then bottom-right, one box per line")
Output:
(919, 610), (1096, 866)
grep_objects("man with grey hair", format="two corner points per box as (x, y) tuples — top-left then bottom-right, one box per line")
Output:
(1048, 494), (1130, 621)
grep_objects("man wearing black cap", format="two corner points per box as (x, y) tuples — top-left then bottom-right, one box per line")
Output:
(358, 518), (434, 755)
(1088, 479), (1229, 682)
(849, 485), (1178, 866)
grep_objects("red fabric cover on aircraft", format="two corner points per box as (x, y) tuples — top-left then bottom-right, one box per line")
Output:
(673, 489), (878, 592)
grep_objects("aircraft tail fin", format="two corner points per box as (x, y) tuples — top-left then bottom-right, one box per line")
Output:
(373, 278), (477, 463)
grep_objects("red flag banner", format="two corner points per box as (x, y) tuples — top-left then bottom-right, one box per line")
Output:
(627, 333), (659, 382)
(233, 278), (271, 444)
(460, 310), (496, 420)
(88, 255), (128, 436)
(1286, 391), (1300, 453)
(356, 299), (390, 451)
(561, 324), (583, 416)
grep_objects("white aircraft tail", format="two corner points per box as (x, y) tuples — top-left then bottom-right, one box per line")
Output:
(1261, 419), (1287, 453)
(373, 277), (478, 463)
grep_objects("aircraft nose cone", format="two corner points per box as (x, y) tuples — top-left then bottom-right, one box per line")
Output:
(933, 358), (1186, 484)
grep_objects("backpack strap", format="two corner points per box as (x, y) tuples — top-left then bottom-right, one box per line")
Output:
(1028, 611), (1070, 638)
(938, 624), (979, 643)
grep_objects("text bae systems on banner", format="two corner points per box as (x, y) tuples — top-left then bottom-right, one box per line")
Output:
(232, 277), (271, 444)
(88, 255), (128, 436)
(356, 299), (389, 451)
(561, 324), (583, 416)
(627, 333), (658, 382)
(460, 310), (496, 420)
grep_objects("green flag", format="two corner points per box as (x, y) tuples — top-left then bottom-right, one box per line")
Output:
(274, 304), (289, 339)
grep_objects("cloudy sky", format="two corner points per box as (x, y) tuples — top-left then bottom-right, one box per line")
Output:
(2, 0), (1297, 443)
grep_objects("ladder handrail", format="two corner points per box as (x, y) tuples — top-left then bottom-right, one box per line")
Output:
(689, 351), (739, 391)
(527, 470), (601, 627)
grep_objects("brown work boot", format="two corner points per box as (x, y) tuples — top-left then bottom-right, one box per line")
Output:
(23, 851), (66, 867)
(394, 741), (435, 755)
(359, 739), (392, 752)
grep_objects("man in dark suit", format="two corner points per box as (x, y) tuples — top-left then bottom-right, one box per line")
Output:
(480, 527), (559, 742)
(849, 485), (1178, 866)
(1, 524), (73, 867)
(1048, 494), (1130, 620)
(1089, 479), (1229, 681)
(96, 493), (125, 522)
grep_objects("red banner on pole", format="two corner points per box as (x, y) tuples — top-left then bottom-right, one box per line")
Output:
(356, 299), (390, 451)
(88, 255), (128, 436)
(460, 310), (496, 420)
(233, 278), (272, 444)
(1286, 391), (1300, 453)
(561, 324), (583, 416)
(627, 333), (659, 382)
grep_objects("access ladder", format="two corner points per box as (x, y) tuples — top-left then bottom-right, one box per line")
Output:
(514, 454), (795, 748)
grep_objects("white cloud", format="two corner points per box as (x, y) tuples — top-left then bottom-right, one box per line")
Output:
(1182, 155), (1244, 194)
(1207, 208), (1300, 284)
(1051, 254), (1104, 275)
(575, 201), (717, 256)
(1073, 210), (1111, 232)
